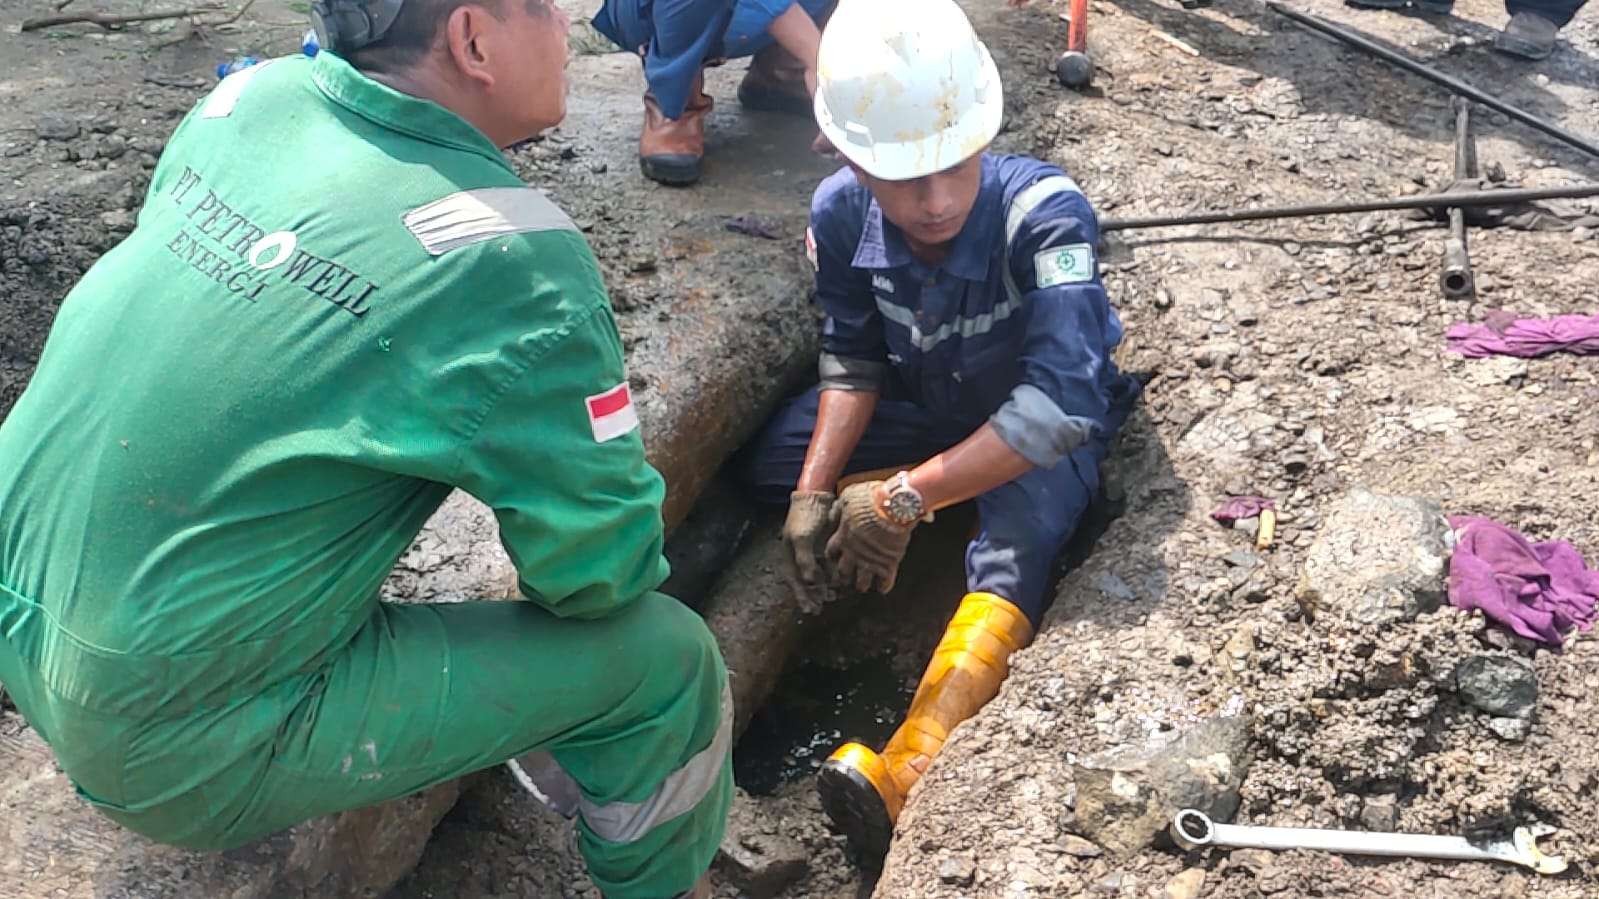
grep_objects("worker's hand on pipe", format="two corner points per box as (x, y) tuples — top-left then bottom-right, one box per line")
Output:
(782, 491), (837, 612)
(826, 481), (915, 594)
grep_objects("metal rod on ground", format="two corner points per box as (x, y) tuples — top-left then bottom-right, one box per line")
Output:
(1264, 1), (1599, 162)
(1441, 98), (1476, 299)
(1100, 183), (1599, 231)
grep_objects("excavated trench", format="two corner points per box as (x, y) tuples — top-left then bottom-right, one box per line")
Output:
(672, 458), (1128, 801)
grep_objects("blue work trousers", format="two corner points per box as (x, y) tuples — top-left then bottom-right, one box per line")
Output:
(1506, 0), (1586, 26)
(593, 0), (834, 119)
(742, 388), (1130, 625)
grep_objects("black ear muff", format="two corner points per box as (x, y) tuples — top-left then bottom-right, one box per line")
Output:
(309, 1), (342, 52)
(309, 0), (397, 54)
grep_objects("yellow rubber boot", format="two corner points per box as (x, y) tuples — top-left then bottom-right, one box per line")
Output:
(817, 592), (1033, 861)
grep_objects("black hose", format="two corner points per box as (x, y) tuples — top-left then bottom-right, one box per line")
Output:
(1265, 2), (1599, 161)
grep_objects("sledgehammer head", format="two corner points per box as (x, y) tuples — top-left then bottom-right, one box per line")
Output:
(1056, 51), (1093, 89)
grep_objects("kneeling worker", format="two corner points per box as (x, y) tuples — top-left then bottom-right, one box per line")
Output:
(743, 0), (1139, 860)
(0, 1), (728, 896)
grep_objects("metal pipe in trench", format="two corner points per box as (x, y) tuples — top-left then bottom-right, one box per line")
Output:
(1264, 1), (1599, 162)
(1099, 183), (1599, 231)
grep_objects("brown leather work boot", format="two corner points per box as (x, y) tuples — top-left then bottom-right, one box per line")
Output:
(640, 74), (712, 186)
(817, 592), (1034, 863)
(737, 44), (812, 116)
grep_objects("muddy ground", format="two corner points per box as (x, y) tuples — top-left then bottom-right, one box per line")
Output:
(5, 0), (1599, 897)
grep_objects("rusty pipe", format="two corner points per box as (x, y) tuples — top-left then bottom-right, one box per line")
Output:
(1100, 183), (1599, 231)
(1441, 98), (1476, 299)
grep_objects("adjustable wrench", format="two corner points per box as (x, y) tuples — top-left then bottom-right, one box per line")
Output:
(1170, 808), (1567, 874)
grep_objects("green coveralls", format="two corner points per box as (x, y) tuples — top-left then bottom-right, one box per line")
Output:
(0, 52), (730, 898)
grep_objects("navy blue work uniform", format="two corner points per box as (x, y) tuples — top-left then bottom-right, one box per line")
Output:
(744, 154), (1140, 624)
(594, 0), (834, 119)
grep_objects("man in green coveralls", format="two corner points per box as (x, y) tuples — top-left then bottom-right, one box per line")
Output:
(0, 1), (729, 896)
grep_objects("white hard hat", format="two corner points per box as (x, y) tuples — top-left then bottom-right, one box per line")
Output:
(813, 0), (1003, 182)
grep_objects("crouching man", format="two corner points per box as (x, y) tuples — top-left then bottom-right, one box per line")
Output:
(0, 1), (727, 896)
(742, 0), (1139, 861)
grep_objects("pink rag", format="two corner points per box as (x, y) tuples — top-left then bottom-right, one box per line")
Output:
(1447, 516), (1599, 647)
(1446, 312), (1599, 359)
(1211, 496), (1274, 526)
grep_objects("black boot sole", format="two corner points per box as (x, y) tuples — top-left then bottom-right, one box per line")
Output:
(817, 760), (894, 866)
(640, 154), (702, 186)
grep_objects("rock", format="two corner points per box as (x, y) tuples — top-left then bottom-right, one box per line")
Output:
(1221, 623), (1255, 673)
(98, 134), (128, 160)
(1455, 654), (1538, 719)
(1222, 549), (1259, 569)
(715, 792), (810, 899)
(1094, 571), (1138, 600)
(1486, 716), (1531, 741)
(1093, 871), (1125, 893)
(1072, 716), (1252, 855)
(1062, 834), (1104, 857)
(1165, 867), (1207, 899)
(36, 114), (80, 141)
(1359, 794), (1400, 832)
(938, 853), (977, 886)
(1, 719), (458, 899)
(1297, 489), (1451, 625)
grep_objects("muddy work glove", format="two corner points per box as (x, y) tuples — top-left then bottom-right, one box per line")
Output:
(782, 491), (837, 613)
(827, 481), (915, 594)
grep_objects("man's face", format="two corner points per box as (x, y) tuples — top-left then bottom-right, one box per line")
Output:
(859, 151), (985, 249)
(480, 0), (570, 143)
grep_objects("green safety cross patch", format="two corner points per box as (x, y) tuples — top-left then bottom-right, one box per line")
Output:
(1033, 244), (1094, 288)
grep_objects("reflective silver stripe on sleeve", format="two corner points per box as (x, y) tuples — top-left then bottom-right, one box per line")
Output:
(403, 187), (577, 256)
(819, 352), (887, 392)
(989, 383), (1096, 469)
(1004, 175), (1084, 245)
(577, 685), (732, 845)
(201, 60), (279, 119)
(1002, 175), (1087, 302)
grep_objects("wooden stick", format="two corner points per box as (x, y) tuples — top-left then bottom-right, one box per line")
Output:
(202, 0), (255, 26)
(20, 5), (220, 32)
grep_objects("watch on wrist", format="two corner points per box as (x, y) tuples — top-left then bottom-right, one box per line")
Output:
(881, 471), (927, 527)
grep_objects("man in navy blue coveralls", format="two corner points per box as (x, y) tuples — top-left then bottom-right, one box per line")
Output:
(746, 155), (1139, 620)
(743, 0), (1141, 859)
(744, 148), (1140, 858)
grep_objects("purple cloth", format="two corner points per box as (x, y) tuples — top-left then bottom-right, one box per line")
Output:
(1211, 496), (1274, 525)
(1448, 515), (1599, 647)
(1446, 312), (1599, 359)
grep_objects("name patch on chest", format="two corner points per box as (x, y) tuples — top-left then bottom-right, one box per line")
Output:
(872, 274), (896, 295)
(1034, 244), (1095, 288)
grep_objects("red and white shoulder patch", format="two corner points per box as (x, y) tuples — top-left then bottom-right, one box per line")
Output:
(585, 382), (639, 443)
(804, 227), (818, 271)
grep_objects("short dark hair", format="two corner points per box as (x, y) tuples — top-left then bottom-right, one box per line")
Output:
(346, 0), (547, 73)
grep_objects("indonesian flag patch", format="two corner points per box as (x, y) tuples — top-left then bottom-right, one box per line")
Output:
(585, 382), (639, 443)
(804, 226), (818, 271)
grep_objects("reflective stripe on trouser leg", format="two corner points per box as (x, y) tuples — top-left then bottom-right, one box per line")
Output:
(557, 601), (734, 899)
(576, 685), (733, 843)
(966, 442), (1103, 623)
